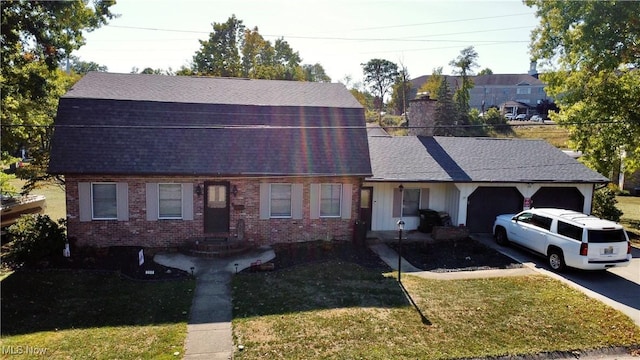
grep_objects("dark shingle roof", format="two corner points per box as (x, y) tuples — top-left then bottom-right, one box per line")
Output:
(367, 135), (608, 183)
(63, 72), (363, 108)
(49, 73), (371, 176)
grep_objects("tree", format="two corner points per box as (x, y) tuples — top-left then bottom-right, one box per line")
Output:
(361, 59), (399, 124)
(1, 0), (115, 191)
(192, 15), (245, 77)
(273, 38), (304, 80)
(389, 64), (411, 116)
(303, 63), (331, 82)
(449, 46), (479, 115)
(478, 68), (493, 75)
(526, 0), (640, 177)
(418, 67), (444, 98)
(433, 75), (458, 136)
(193, 18), (323, 82)
(67, 56), (108, 74)
(241, 26), (275, 79)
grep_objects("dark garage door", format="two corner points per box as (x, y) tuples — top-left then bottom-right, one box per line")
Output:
(467, 187), (523, 233)
(531, 187), (584, 212)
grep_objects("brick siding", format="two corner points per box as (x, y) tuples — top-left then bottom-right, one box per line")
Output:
(65, 175), (363, 248)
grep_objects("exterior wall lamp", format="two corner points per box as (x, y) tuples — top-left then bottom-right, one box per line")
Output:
(232, 185), (238, 197)
(195, 184), (202, 197)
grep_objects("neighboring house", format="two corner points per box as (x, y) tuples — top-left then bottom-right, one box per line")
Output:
(362, 132), (609, 233)
(410, 63), (550, 114)
(49, 72), (371, 248)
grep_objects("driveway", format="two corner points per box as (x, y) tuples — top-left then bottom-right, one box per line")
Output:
(472, 234), (640, 327)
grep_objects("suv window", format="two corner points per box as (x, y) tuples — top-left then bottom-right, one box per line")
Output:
(515, 212), (533, 223)
(587, 229), (626, 243)
(530, 214), (552, 231)
(557, 221), (582, 241)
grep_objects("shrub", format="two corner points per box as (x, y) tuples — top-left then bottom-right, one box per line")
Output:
(592, 186), (623, 222)
(2, 214), (67, 268)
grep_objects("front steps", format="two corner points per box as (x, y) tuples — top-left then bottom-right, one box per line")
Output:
(182, 237), (251, 258)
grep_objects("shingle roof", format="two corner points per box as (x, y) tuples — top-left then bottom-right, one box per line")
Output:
(49, 73), (371, 177)
(410, 73), (543, 90)
(367, 135), (608, 183)
(63, 72), (363, 108)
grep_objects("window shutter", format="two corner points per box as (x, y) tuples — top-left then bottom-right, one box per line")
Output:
(182, 183), (194, 220)
(116, 183), (129, 221)
(420, 188), (430, 210)
(310, 183), (320, 219)
(78, 182), (92, 222)
(392, 187), (402, 218)
(341, 183), (352, 219)
(292, 184), (303, 219)
(259, 183), (270, 219)
(146, 183), (158, 221)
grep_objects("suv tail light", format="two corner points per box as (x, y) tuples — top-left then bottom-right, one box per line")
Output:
(628, 242), (632, 255)
(580, 243), (588, 256)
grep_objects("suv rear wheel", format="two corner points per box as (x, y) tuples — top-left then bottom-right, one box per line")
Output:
(548, 249), (566, 272)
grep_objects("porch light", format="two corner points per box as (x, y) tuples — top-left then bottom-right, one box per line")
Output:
(232, 185), (238, 197)
(195, 185), (202, 197)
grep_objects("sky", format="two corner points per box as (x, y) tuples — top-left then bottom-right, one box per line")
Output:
(74, 0), (542, 84)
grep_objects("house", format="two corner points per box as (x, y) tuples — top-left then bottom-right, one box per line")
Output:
(362, 130), (609, 233)
(410, 63), (551, 115)
(49, 72), (371, 248)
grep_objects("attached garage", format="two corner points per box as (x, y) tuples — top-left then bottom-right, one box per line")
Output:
(531, 187), (584, 212)
(466, 187), (524, 233)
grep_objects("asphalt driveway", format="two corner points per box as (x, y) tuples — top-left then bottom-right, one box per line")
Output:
(472, 234), (640, 327)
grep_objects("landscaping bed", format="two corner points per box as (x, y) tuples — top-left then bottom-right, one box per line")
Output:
(387, 237), (523, 272)
(3, 245), (191, 281)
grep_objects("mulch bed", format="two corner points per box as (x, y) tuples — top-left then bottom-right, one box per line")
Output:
(29, 246), (191, 281)
(258, 240), (390, 272)
(388, 237), (523, 272)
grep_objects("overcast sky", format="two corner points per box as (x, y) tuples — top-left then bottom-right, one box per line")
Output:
(74, 0), (541, 84)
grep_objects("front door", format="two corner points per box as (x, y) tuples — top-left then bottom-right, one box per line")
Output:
(360, 187), (373, 230)
(204, 181), (230, 233)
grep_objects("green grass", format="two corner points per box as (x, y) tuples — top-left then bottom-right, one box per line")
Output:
(0, 271), (195, 359)
(231, 261), (640, 359)
(510, 124), (571, 148)
(617, 195), (640, 242)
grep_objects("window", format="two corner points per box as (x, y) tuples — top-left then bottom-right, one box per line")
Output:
(403, 188), (420, 216)
(159, 183), (182, 219)
(270, 184), (292, 218)
(531, 214), (552, 230)
(557, 221), (583, 241)
(516, 87), (532, 95)
(320, 184), (342, 217)
(588, 229), (626, 243)
(92, 183), (117, 219)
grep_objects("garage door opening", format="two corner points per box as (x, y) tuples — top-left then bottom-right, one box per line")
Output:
(467, 187), (523, 233)
(531, 187), (584, 212)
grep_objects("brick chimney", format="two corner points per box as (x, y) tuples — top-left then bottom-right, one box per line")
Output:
(407, 94), (437, 136)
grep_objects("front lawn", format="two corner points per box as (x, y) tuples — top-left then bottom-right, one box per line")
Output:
(1, 271), (195, 359)
(232, 261), (640, 359)
(617, 195), (640, 243)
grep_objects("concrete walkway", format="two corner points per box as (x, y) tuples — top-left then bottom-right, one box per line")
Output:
(154, 247), (275, 360)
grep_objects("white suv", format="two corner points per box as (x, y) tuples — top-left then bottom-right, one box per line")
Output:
(493, 208), (631, 271)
